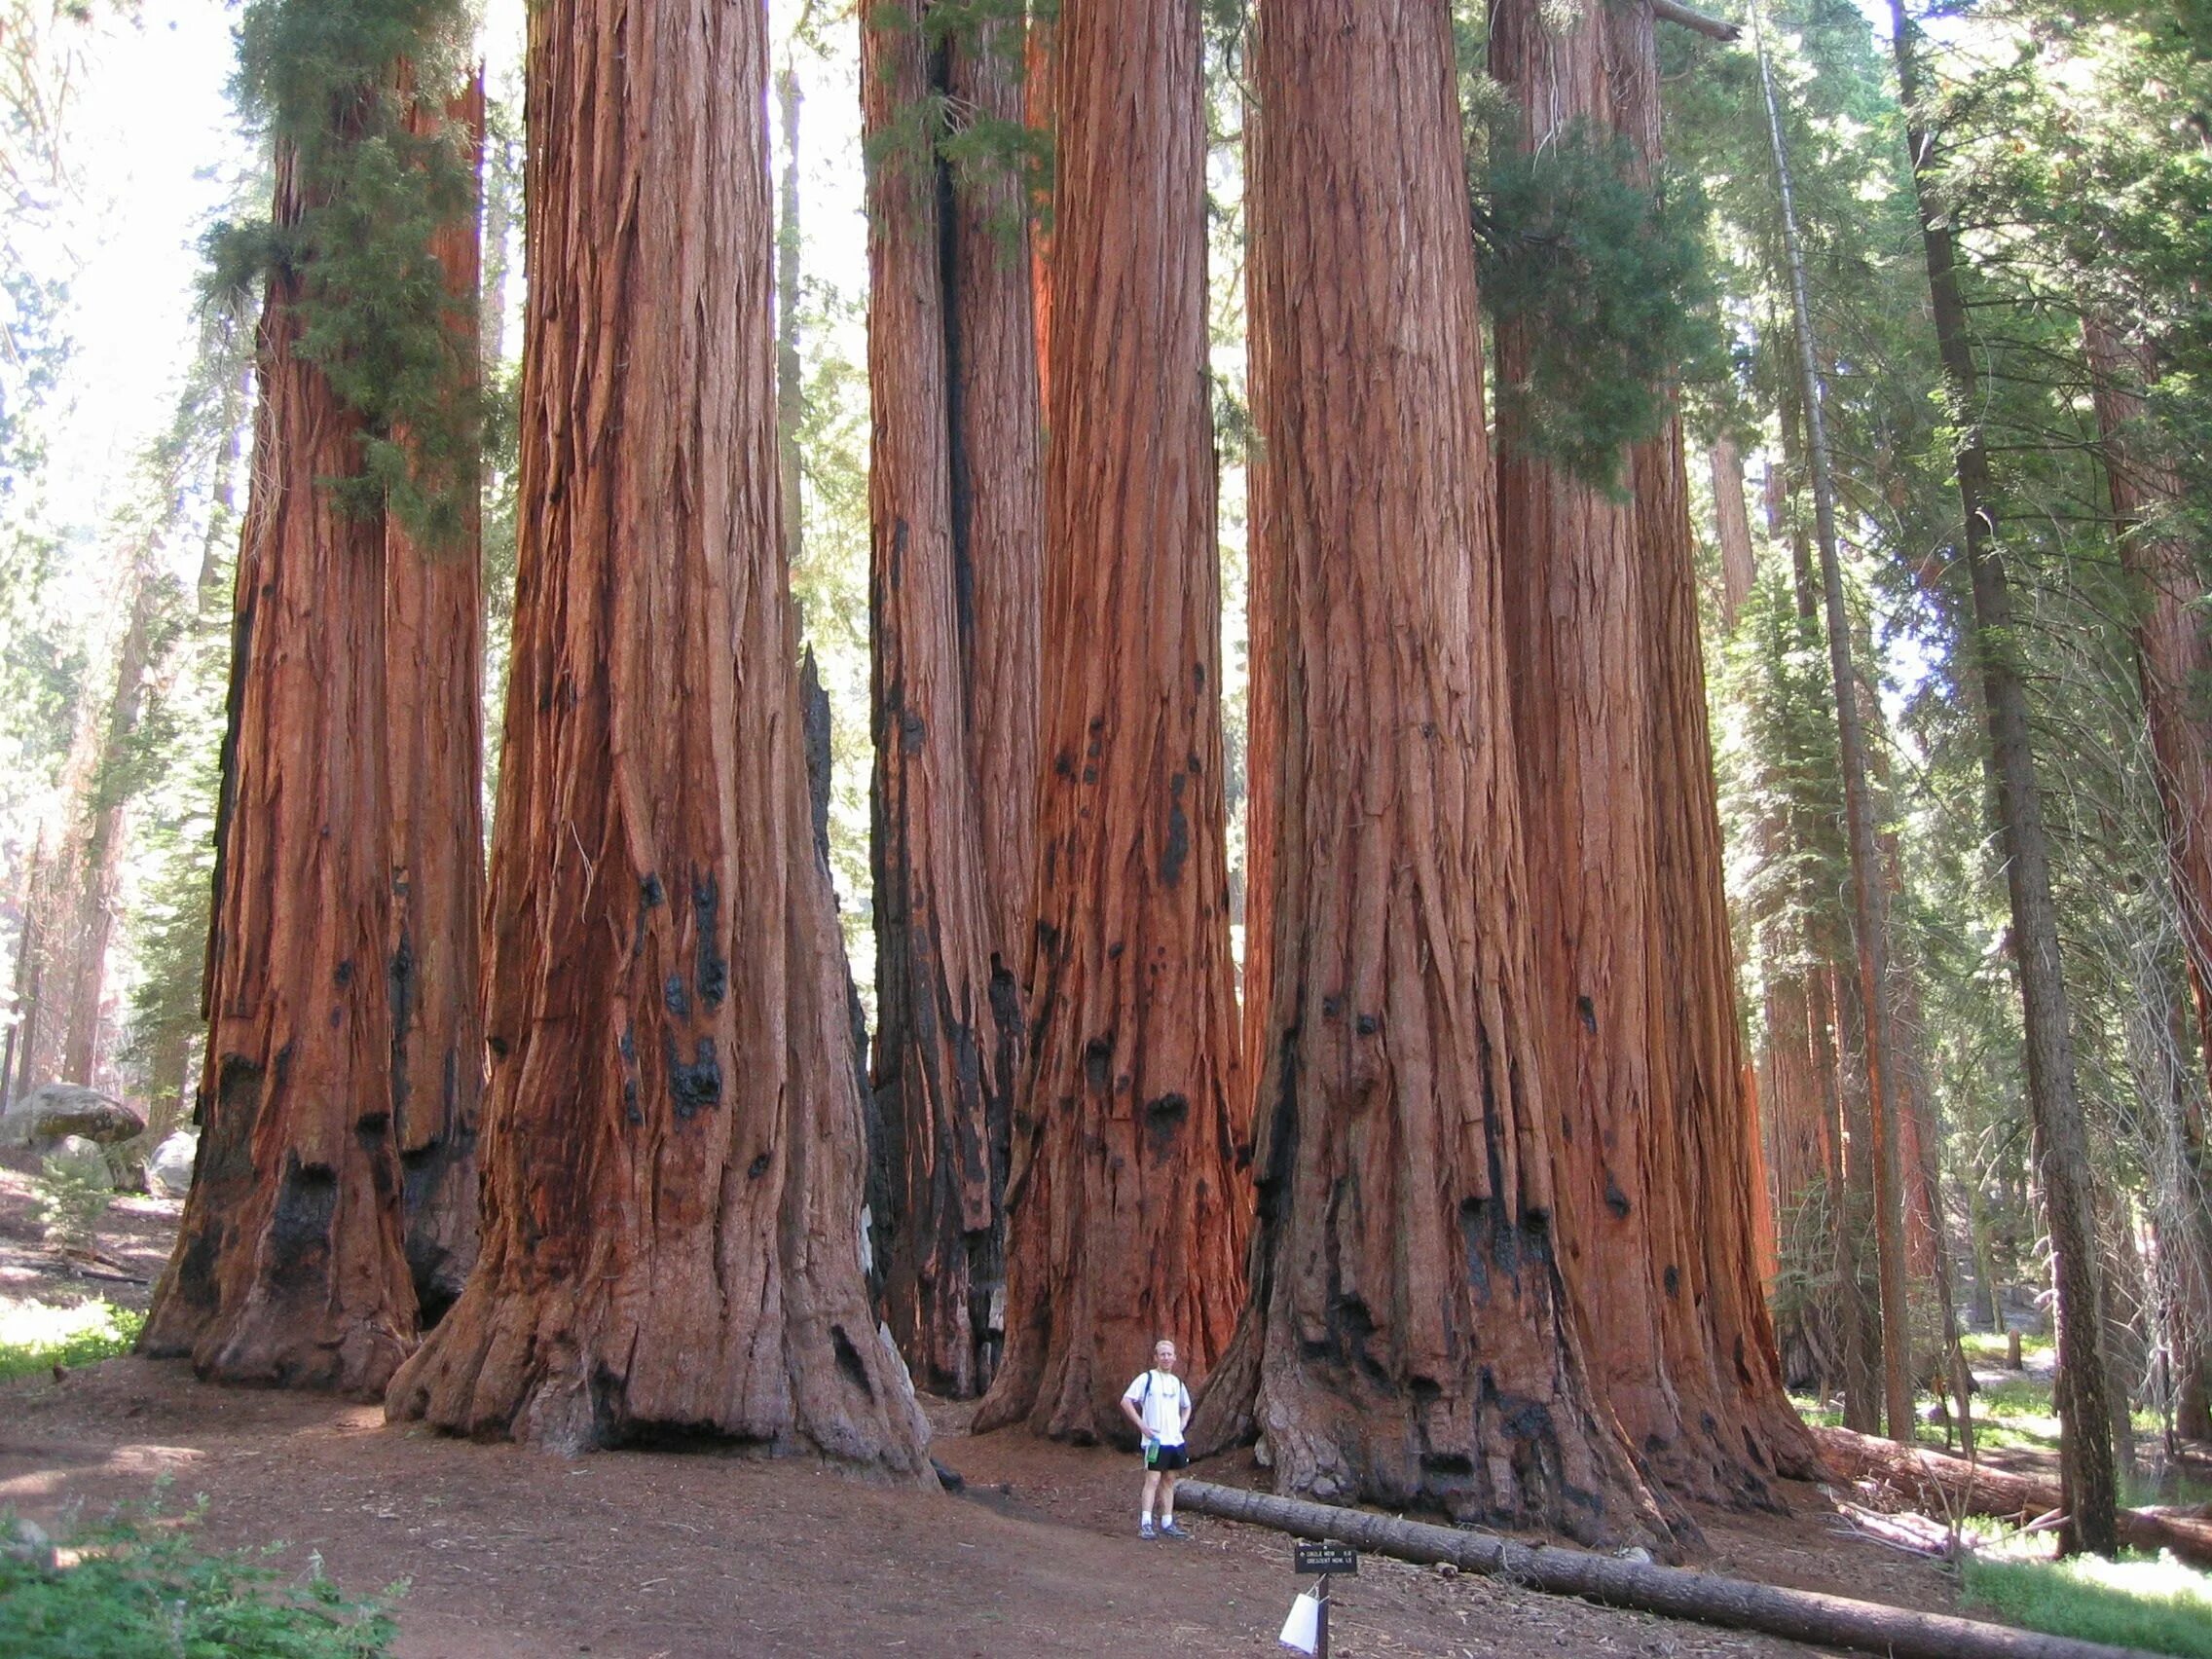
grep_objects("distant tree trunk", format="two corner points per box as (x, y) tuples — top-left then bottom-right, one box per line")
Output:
(1638, 414), (1820, 1484)
(1756, 29), (1913, 1443)
(1833, 961), (1886, 1431)
(860, 0), (1040, 1397)
(197, 363), (254, 607)
(385, 68), (487, 1325)
(1889, 0), (2117, 1555)
(2083, 316), (2212, 1079)
(58, 564), (157, 1088)
(2101, 1193), (2145, 1471)
(1746, 450), (1855, 1406)
(1712, 438), (1756, 628)
(4, 832), (54, 1106)
(139, 135), (416, 1396)
(1759, 955), (1834, 1387)
(976, 0), (1245, 1446)
(1190, 0), (1666, 1547)
(385, 0), (929, 1470)
(2081, 315), (2212, 1441)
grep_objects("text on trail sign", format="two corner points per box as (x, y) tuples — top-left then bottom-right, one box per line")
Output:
(1294, 1541), (1358, 1576)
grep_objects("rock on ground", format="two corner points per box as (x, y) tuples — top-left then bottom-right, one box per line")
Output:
(0, 1083), (145, 1151)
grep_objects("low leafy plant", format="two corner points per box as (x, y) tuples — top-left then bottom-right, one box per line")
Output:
(31, 1151), (115, 1251)
(0, 1299), (147, 1382)
(1960, 1544), (2212, 1659)
(0, 1494), (403, 1658)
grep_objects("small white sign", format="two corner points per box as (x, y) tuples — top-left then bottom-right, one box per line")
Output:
(1278, 1588), (1320, 1654)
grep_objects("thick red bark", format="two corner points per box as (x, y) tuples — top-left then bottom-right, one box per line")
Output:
(2081, 314), (2212, 1444)
(976, 0), (1246, 1446)
(1639, 418), (1820, 1487)
(1190, 0), (1664, 1545)
(383, 0), (928, 1471)
(860, 0), (1042, 1397)
(946, 7), (1045, 1208)
(2084, 318), (2212, 1076)
(385, 70), (487, 1322)
(140, 137), (415, 1394)
(777, 65), (804, 578)
(1026, 17), (1054, 415)
(1492, 0), (1807, 1504)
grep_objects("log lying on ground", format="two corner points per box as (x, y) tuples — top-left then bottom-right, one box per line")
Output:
(1176, 1479), (2150, 1659)
(1815, 1424), (2212, 1568)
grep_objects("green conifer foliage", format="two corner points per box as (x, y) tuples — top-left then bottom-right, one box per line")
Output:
(205, 0), (477, 542)
(1473, 119), (1721, 490)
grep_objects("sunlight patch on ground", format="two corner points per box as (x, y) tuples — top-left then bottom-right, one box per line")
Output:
(1961, 1538), (2212, 1659)
(0, 1297), (144, 1382)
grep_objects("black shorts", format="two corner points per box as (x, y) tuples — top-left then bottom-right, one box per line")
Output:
(1144, 1442), (1190, 1471)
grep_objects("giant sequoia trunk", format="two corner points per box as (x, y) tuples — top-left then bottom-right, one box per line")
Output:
(383, 0), (929, 1472)
(860, 0), (1042, 1398)
(1491, 0), (1807, 1505)
(2081, 314), (2212, 1441)
(975, 0), (1247, 1446)
(2083, 318), (2212, 1072)
(1637, 417), (1820, 1487)
(1889, 0), (2116, 1554)
(777, 65), (805, 577)
(385, 70), (486, 1323)
(1188, 0), (1664, 1546)
(140, 137), (416, 1395)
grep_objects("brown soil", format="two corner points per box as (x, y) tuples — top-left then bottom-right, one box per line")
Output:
(0, 1164), (1984, 1658)
(0, 1150), (176, 1315)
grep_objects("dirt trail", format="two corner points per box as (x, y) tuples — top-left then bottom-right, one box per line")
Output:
(0, 1167), (1978, 1658)
(0, 1358), (1989, 1658)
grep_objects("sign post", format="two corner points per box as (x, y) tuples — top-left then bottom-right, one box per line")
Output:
(1287, 1540), (1357, 1657)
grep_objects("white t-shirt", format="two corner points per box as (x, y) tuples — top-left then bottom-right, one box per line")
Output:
(1123, 1369), (1193, 1446)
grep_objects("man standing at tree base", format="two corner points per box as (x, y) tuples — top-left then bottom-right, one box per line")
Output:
(1123, 1338), (1195, 1539)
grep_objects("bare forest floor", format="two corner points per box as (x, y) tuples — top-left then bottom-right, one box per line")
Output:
(0, 1149), (175, 1317)
(0, 1170), (2016, 1659)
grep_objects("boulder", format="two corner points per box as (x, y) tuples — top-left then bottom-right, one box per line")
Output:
(44, 1135), (111, 1187)
(146, 1128), (200, 1198)
(1, 1083), (145, 1150)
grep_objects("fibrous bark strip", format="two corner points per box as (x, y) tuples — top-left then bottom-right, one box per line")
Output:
(141, 137), (416, 1395)
(977, 0), (1247, 1446)
(383, 0), (929, 1472)
(1191, 0), (1665, 1547)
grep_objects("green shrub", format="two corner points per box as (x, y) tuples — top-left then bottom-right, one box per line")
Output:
(32, 1149), (115, 1251)
(0, 1300), (146, 1383)
(1961, 1547), (2212, 1658)
(0, 1496), (401, 1658)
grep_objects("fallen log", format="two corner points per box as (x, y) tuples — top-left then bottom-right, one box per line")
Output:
(1176, 1479), (2152, 1659)
(1815, 1424), (2212, 1568)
